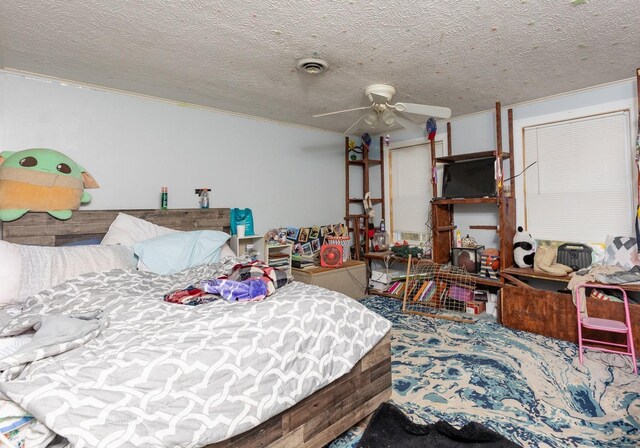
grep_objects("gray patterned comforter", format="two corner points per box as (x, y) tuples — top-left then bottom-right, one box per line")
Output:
(0, 259), (391, 447)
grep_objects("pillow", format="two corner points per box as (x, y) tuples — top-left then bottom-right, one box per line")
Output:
(0, 241), (136, 307)
(603, 235), (640, 270)
(101, 213), (178, 247)
(220, 243), (236, 258)
(137, 243), (235, 273)
(134, 230), (230, 275)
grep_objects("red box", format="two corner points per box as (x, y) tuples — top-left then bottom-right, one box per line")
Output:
(465, 300), (486, 315)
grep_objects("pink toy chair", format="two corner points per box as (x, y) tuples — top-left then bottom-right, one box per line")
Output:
(575, 282), (637, 374)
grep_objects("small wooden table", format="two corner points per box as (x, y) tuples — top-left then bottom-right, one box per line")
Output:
(291, 260), (367, 299)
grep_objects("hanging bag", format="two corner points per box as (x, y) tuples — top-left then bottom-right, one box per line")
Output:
(230, 208), (255, 236)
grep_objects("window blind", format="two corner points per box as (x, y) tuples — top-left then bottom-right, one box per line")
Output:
(523, 111), (632, 242)
(390, 142), (442, 238)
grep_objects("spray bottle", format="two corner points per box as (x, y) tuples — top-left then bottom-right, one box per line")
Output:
(161, 187), (168, 209)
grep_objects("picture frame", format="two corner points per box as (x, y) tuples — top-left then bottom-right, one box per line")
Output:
(287, 227), (300, 241)
(298, 227), (310, 242)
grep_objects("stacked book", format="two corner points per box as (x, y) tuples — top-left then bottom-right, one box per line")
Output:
(268, 253), (291, 269)
(412, 280), (437, 303)
(385, 281), (406, 296)
(291, 254), (316, 269)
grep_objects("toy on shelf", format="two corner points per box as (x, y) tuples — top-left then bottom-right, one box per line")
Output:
(426, 117), (437, 141)
(513, 226), (536, 268)
(461, 234), (478, 248)
(348, 133), (373, 161)
(479, 248), (500, 280)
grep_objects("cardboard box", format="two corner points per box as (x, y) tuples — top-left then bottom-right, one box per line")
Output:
(465, 300), (486, 315)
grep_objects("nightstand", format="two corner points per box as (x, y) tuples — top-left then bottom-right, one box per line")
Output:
(229, 235), (265, 260)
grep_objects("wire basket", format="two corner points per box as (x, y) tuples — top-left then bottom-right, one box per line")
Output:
(326, 236), (351, 262)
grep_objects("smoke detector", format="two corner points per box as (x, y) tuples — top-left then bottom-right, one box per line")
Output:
(297, 58), (329, 74)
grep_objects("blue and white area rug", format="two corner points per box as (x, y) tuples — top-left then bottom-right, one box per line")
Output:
(329, 296), (640, 448)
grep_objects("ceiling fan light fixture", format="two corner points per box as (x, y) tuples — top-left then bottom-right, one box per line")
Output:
(381, 109), (396, 126)
(296, 58), (329, 74)
(363, 111), (378, 127)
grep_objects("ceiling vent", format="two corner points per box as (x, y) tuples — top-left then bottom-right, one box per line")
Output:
(297, 58), (329, 74)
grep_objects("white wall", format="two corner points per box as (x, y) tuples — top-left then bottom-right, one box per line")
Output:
(384, 78), (639, 249)
(0, 72), (345, 231)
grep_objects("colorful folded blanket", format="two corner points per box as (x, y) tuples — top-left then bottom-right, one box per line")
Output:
(164, 261), (292, 305)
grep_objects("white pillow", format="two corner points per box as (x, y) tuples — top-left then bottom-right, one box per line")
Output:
(0, 240), (136, 307)
(101, 212), (235, 264)
(134, 230), (230, 275)
(101, 213), (178, 247)
(220, 244), (236, 258)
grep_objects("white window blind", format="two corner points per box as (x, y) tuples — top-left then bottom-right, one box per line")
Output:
(390, 142), (442, 241)
(523, 111), (632, 242)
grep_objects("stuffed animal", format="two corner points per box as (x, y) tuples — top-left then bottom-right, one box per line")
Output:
(0, 148), (99, 221)
(513, 226), (536, 268)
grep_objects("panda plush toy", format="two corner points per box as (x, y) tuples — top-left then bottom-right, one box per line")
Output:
(513, 226), (536, 268)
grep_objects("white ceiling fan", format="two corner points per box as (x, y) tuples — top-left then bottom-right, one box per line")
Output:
(314, 84), (452, 135)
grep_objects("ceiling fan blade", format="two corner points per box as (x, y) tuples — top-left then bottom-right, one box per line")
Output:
(343, 114), (370, 135)
(393, 111), (425, 134)
(313, 104), (373, 118)
(393, 102), (452, 119)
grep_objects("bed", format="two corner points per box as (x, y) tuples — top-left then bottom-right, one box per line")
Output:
(0, 209), (392, 448)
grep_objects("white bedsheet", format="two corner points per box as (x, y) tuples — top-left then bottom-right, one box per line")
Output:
(0, 259), (391, 448)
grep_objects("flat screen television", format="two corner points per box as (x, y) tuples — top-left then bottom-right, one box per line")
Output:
(442, 158), (496, 199)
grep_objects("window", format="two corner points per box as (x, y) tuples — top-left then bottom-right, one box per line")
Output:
(389, 141), (443, 243)
(523, 110), (633, 242)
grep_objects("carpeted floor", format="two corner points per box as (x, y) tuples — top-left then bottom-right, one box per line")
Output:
(328, 296), (640, 448)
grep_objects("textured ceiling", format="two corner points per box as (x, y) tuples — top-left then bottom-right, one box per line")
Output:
(1, 0), (638, 134)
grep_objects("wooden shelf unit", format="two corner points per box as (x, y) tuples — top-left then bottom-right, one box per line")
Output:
(431, 102), (516, 278)
(345, 135), (385, 260)
(435, 151), (511, 164)
(264, 243), (293, 275)
(365, 251), (502, 298)
(229, 234), (265, 259)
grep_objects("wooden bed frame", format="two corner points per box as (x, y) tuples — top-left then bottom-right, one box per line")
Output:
(1, 209), (392, 448)
(1, 208), (231, 246)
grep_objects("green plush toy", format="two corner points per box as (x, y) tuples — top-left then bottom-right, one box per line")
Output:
(0, 148), (99, 221)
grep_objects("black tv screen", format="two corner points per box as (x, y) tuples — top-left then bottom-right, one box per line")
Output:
(442, 158), (496, 198)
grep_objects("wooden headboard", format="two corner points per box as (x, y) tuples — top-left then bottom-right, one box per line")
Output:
(1, 208), (231, 246)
